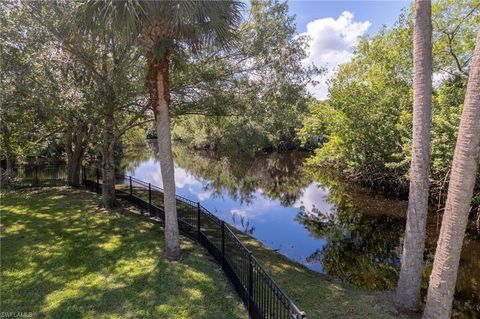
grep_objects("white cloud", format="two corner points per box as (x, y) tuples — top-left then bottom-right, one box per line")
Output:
(301, 11), (371, 100)
(293, 183), (334, 216)
(197, 189), (213, 201)
(145, 164), (200, 189)
(228, 190), (278, 219)
(174, 166), (201, 188)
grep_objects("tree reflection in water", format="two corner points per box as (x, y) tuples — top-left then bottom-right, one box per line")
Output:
(295, 192), (403, 291)
(231, 211), (256, 235)
(171, 142), (313, 206)
(298, 169), (480, 317)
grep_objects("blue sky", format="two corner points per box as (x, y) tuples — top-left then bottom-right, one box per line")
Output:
(289, 0), (410, 34)
(284, 1), (411, 99)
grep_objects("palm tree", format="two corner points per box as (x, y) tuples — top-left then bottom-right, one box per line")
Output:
(82, 0), (243, 260)
(395, 0), (432, 311)
(423, 30), (480, 319)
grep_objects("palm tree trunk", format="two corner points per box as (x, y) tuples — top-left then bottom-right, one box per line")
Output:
(422, 31), (480, 319)
(101, 110), (117, 209)
(395, 0), (432, 311)
(149, 56), (181, 260)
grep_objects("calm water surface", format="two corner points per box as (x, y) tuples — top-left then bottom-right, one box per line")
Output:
(122, 144), (479, 317)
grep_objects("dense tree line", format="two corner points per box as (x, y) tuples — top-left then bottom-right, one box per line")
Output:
(171, 0), (321, 153)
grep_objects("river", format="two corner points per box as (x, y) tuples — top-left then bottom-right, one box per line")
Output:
(121, 143), (479, 318)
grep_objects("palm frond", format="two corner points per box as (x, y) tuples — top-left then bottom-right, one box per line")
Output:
(79, 0), (245, 53)
(166, 0), (245, 49)
(78, 0), (147, 40)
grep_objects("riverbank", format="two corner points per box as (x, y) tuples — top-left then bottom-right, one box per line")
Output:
(234, 230), (401, 319)
(1, 187), (403, 318)
(0, 188), (246, 319)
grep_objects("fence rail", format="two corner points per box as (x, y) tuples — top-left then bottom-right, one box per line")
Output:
(7, 165), (307, 319)
(3, 164), (67, 188)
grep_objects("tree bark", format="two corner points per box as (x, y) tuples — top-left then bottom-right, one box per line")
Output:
(66, 124), (74, 185)
(395, 0), (432, 311)
(149, 56), (181, 260)
(423, 31), (480, 319)
(2, 125), (14, 175)
(65, 117), (88, 187)
(5, 156), (13, 176)
(67, 156), (82, 186)
(101, 109), (117, 209)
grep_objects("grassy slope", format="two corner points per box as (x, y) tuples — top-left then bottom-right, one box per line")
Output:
(0, 188), (246, 319)
(235, 231), (400, 319)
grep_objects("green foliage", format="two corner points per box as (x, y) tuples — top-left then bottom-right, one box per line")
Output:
(432, 0), (480, 76)
(14, 1), (152, 169)
(171, 0), (321, 153)
(300, 0), (479, 197)
(431, 76), (465, 178)
(1, 1), (151, 170)
(301, 25), (413, 189)
(0, 3), (61, 162)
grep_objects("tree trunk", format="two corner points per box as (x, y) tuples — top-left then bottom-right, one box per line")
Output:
(101, 110), (117, 209)
(5, 156), (13, 176)
(66, 124), (74, 185)
(395, 0), (432, 311)
(149, 56), (181, 260)
(2, 125), (14, 176)
(66, 117), (88, 187)
(423, 31), (480, 319)
(69, 158), (81, 186)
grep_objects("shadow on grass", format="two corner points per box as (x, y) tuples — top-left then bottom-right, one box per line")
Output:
(0, 188), (245, 319)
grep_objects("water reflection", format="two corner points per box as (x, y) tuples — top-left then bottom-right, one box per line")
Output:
(121, 143), (479, 317)
(231, 211), (256, 235)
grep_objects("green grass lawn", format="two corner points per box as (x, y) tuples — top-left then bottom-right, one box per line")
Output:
(0, 188), (246, 319)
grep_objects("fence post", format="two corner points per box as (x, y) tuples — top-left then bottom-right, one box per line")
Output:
(221, 221), (225, 266)
(248, 252), (253, 316)
(129, 176), (133, 200)
(34, 165), (39, 187)
(197, 202), (201, 240)
(148, 183), (152, 215)
(96, 168), (100, 193)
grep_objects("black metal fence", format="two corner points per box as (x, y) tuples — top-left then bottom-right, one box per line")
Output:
(3, 164), (67, 188)
(8, 165), (307, 319)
